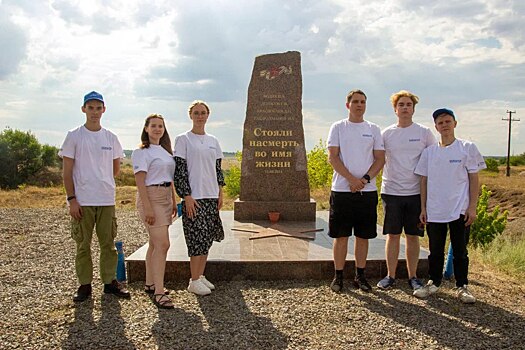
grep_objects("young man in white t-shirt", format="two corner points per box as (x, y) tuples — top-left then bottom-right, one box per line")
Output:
(415, 108), (486, 304)
(59, 91), (130, 302)
(327, 89), (385, 292)
(377, 90), (436, 297)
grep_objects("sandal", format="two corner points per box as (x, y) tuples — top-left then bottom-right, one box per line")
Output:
(144, 284), (169, 295)
(152, 294), (174, 309)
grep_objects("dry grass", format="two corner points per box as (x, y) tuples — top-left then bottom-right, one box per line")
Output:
(479, 166), (525, 219)
(222, 154), (240, 171)
(1, 186), (67, 209)
(1, 185), (139, 210)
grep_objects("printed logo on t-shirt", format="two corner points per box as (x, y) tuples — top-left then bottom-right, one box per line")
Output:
(449, 159), (462, 163)
(409, 138), (421, 142)
(362, 134), (372, 138)
(101, 146), (113, 151)
(134, 165), (139, 170)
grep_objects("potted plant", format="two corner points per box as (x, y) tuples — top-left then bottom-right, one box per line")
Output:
(268, 211), (280, 223)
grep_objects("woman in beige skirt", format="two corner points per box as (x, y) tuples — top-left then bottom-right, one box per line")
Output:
(132, 114), (177, 309)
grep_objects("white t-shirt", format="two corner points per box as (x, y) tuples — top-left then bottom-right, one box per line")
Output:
(58, 125), (123, 206)
(327, 119), (384, 192)
(131, 145), (175, 186)
(414, 139), (487, 222)
(381, 122), (437, 196)
(173, 131), (224, 199)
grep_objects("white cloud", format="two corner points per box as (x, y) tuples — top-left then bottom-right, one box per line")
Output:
(0, 9), (28, 79)
(0, 0), (523, 156)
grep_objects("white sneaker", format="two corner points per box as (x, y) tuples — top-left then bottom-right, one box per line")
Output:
(413, 286), (430, 298)
(456, 285), (476, 304)
(199, 275), (215, 290)
(425, 280), (440, 295)
(187, 279), (211, 296)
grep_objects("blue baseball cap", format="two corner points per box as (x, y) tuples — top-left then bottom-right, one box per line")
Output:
(432, 108), (455, 120)
(83, 91), (104, 105)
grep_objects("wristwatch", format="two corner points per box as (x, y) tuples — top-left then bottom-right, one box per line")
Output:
(362, 174), (371, 183)
(67, 195), (76, 201)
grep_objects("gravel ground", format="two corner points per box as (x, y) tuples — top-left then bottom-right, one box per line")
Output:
(1, 208), (525, 350)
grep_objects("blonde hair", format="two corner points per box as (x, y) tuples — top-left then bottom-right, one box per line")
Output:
(187, 100), (210, 115)
(390, 90), (419, 108)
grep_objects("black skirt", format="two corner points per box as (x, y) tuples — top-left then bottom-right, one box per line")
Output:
(181, 198), (224, 256)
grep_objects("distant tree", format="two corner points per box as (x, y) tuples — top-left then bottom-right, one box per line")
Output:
(0, 138), (17, 188)
(499, 153), (525, 166)
(0, 128), (58, 189)
(41, 144), (60, 168)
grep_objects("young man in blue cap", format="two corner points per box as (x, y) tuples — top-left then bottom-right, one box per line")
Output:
(415, 108), (486, 303)
(59, 91), (130, 302)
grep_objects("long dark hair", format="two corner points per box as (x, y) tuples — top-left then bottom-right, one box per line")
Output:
(139, 114), (173, 155)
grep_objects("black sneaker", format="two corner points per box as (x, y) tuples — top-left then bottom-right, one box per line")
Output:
(73, 284), (92, 302)
(330, 277), (343, 292)
(103, 280), (131, 299)
(353, 274), (372, 292)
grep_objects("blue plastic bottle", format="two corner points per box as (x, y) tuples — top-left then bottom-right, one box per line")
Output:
(115, 241), (127, 285)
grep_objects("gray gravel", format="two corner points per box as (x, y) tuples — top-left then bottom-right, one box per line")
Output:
(1, 208), (525, 350)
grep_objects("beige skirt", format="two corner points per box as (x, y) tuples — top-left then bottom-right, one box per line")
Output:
(136, 186), (174, 228)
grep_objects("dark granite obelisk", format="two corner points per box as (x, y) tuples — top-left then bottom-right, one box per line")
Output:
(234, 51), (316, 221)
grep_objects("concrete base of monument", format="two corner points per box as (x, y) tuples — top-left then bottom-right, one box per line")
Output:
(233, 198), (317, 221)
(126, 211), (428, 283)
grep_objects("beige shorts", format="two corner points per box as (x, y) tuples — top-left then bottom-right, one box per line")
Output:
(136, 186), (174, 228)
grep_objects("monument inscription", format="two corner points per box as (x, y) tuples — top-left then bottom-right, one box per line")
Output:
(234, 51), (316, 221)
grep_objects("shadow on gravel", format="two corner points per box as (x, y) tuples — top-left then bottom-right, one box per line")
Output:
(150, 287), (289, 349)
(62, 295), (136, 350)
(152, 306), (205, 349)
(197, 288), (289, 350)
(349, 288), (525, 349)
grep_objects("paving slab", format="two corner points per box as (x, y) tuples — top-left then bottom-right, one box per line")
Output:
(127, 211), (429, 282)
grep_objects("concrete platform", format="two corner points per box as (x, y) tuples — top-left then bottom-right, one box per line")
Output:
(126, 211), (428, 282)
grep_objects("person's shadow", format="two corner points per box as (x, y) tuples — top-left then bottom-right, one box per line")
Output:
(196, 281), (289, 350)
(347, 282), (525, 349)
(151, 281), (289, 349)
(62, 298), (96, 350)
(151, 300), (206, 350)
(62, 295), (135, 350)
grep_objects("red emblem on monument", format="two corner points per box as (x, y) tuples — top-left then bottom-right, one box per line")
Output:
(259, 65), (292, 80)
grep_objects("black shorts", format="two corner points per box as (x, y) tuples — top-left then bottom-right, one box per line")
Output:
(381, 194), (424, 237)
(328, 191), (378, 239)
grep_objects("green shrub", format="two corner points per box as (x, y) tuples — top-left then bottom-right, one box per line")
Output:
(484, 158), (499, 173)
(307, 139), (332, 189)
(0, 128), (60, 189)
(224, 151), (241, 197)
(499, 153), (525, 166)
(470, 185), (508, 248)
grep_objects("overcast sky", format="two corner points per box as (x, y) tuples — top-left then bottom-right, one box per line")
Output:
(1, 0), (524, 156)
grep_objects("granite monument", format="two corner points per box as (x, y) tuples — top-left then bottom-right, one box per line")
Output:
(234, 51), (316, 221)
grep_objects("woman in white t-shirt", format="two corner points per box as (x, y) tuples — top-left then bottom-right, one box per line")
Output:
(174, 100), (225, 296)
(132, 114), (177, 309)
